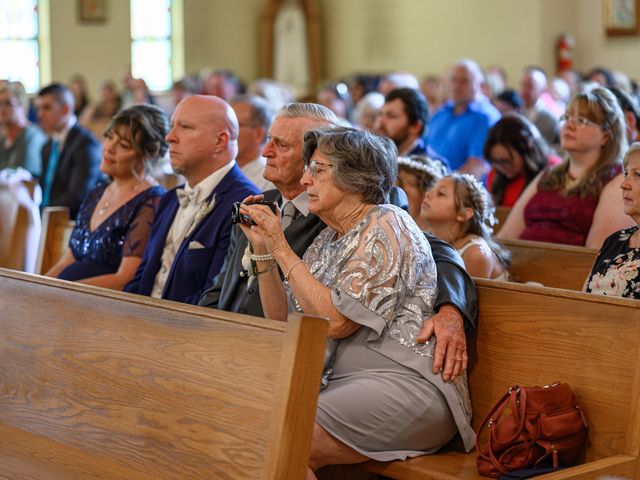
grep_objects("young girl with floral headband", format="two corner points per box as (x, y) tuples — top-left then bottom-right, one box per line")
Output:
(421, 173), (511, 280)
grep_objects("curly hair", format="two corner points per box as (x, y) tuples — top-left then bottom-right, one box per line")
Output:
(449, 173), (511, 269)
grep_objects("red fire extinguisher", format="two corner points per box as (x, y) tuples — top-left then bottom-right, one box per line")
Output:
(556, 33), (575, 73)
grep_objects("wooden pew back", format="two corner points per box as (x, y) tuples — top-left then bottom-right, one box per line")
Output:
(361, 280), (640, 479)
(0, 269), (328, 480)
(0, 180), (40, 272)
(493, 206), (510, 235)
(35, 206), (75, 274)
(503, 238), (597, 290)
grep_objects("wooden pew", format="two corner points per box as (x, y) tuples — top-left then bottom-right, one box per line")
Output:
(318, 279), (640, 479)
(35, 206), (75, 274)
(503, 238), (597, 291)
(493, 206), (510, 235)
(0, 179), (40, 272)
(0, 268), (328, 479)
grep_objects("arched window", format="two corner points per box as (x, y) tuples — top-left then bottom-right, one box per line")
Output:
(130, 0), (183, 92)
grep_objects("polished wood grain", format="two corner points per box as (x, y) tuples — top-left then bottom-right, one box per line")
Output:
(357, 280), (640, 479)
(503, 238), (597, 290)
(493, 206), (510, 234)
(35, 206), (74, 275)
(0, 269), (328, 479)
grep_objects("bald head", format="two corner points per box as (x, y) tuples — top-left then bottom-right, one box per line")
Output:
(167, 95), (239, 186)
(521, 69), (547, 109)
(450, 60), (483, 107)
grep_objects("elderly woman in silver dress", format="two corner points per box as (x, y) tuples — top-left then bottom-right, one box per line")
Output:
(238, 127), (474, 479)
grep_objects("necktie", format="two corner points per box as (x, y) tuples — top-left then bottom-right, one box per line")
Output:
(42, 140), (60, 208)
(176, 187), (200, 208)
(281, 201), (297, 229)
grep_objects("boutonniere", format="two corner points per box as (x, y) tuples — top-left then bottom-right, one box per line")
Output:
(186, 193), (217, 238)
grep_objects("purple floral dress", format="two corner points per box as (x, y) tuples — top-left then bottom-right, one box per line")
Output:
(586, 226), (640, 299)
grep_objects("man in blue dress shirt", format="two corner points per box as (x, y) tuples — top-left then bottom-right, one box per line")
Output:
(427, 60), (500, 178)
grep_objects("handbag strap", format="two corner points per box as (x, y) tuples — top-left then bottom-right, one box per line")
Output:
(476, 386), (529, 474)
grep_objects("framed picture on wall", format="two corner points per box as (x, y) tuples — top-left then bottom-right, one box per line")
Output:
(78, 0), (108, 23)
(604, 0), (640, 36)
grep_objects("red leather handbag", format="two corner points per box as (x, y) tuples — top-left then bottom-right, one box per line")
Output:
(476, 383), (588, 478)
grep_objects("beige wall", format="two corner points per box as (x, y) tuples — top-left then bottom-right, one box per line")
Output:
(46, 0), (640, 98)
(49, 0), (131, 97)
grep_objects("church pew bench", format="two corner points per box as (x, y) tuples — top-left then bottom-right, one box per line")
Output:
(319, 279), (640, 480)
(0, 179), (40, 272)
(503, 238), (598, 291)
(493, 206), (510, 235)
(35, 206), (74, 274)
(0, 268), (328, 480)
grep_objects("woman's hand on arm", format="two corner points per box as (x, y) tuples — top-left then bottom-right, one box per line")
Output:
(497, 172), (542, 240)
(586, 173), (634, 249)
(44, 248), (75, 278)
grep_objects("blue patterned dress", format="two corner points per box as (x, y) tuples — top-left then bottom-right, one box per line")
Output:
(58, 182), (163, 281)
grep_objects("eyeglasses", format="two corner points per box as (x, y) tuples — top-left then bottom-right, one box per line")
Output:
(304, 159), (334, 177)
(559, 114), (601, 129)
(488, 155), (513, 167)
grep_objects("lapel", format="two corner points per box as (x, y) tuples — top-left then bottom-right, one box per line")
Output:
(56, 125), (79, 177)
(170, 165), (242, 264)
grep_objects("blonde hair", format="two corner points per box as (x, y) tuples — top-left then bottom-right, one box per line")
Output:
(449, 173), (511, 269)
(540, 87), (627, 197)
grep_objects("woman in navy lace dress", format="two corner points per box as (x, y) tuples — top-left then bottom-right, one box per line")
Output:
(45, 105), (168, 289)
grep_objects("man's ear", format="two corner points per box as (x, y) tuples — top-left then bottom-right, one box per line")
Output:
(408, 120), (423, 139)
(625, 111), (637, 131)
(254, 125), (266, 144)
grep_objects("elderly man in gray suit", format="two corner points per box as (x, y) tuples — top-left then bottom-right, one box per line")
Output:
(199, 102), (474, 382)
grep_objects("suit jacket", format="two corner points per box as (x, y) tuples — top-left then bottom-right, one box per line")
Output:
(199, 188), (478, 329)
(125, 164), (260, 305)
(199, 189), (326, 316)
(40, 124), (102, 219)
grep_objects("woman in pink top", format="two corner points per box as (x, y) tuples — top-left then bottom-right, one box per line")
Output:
(498, 88), (633, 248)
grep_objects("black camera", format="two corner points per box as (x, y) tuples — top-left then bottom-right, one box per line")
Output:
(231, 200), (278, 225)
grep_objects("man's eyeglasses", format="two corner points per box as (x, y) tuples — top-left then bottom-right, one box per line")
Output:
(559, 114), (601, 129)
(304, 159), (334, 177)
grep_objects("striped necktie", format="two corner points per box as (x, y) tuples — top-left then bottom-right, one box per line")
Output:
(42, 139), (60, 208)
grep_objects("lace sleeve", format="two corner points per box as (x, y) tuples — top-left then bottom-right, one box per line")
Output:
(334, 206), (437, 324)
(122, 194), (161, 258)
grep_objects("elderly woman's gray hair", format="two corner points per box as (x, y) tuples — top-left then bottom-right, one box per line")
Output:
(302, 127), (398, 204)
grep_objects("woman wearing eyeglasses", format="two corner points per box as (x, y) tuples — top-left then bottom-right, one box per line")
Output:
(498, 88), (633, 248)
(238, 127), (473, 478)
(484, 113), (561, 208)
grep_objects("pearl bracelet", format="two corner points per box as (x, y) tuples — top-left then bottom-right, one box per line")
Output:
(250, 252), (274, 262)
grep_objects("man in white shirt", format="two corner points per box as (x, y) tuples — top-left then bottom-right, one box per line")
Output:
(125, 95), (260, 304)
(231, 94), (275, 191)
